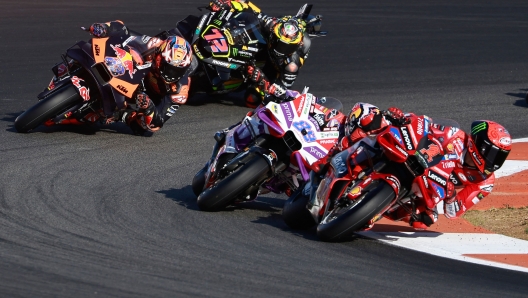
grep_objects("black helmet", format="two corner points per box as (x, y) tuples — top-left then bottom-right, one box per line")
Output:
(269, 16), (304, 58)
(467, 120), (511, 174)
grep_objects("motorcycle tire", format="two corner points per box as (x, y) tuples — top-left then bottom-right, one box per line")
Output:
(191, 166), (207, 197)
(15, 84), (82, 133)
(282, 189), (316, 230)
(196, 155), (270, 211)
(316, 180), (395, 242)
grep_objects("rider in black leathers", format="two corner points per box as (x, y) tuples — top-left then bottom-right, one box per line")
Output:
(208, 0), (312, 108)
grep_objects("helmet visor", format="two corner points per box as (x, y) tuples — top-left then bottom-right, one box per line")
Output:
(474, 136), (509, 173)
(159, 60), (187, 83)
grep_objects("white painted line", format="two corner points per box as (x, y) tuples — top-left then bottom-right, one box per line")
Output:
(358, 231), (528, 273)
(494, 160), (528, 178)
(512, 137), (528, 143)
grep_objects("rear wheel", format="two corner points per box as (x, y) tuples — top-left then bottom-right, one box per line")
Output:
(316, 180), (395, 242)
(15, 84), (82, 133)
(197, 155), (270, 211)
(282, 188), (316, 230)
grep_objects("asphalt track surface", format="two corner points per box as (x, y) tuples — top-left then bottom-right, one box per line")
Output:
(1, 0), (528, 297)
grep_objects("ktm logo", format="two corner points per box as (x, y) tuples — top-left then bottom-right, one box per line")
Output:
(116, 85), (129, 94)
(95, 44), (101, 56)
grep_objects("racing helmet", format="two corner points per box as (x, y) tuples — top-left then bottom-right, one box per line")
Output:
(345, 102), (383, 135)
(156, 36), (192, 83)
(467, 120), (511, 174)
(269, 16), (304, 58)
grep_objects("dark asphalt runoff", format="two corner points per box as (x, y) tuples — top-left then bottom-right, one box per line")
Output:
(1, 0), (528, 297)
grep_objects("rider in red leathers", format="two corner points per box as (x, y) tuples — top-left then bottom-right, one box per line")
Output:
(78, 20), (197, 134)
(311, 102), (512, 230)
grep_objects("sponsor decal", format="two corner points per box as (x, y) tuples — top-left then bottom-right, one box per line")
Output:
(442, 161), (455, 169)
(305, 146), (326, 159)
(193, 44), (204, 59)
(227, 57), (246, 64)
(280, 102), (294, 128)
(471, 151), (483, 166)
(480, 185), (493, 193)
(422, 175), (429, 188)
(448, 126), (459, 138)
(94, 44), (101, 56)
(348, 186), (362, 198)
(427, 170), (447, 186)
(71, 76), (90, 101)
(109, 44), (136, 79)
(122, 36), (136, 47)
(211, 59), (232, 68)
(432, 182), (445, 199)
(263, 150), (278, 164)
(386, 176), (400, 192)
(203, 27), (229, 54)
(223, 29), (234, 45)
(147, 37), (162, 49)
(165, 104), (179, 117)
(318, 139), (336, 145)
(499, 137), (511, 146)
(395, 145), (409, 157)
(400, 126), (414, 150)
(296, 95), (306, 117)
(419, 143), (441, 162)
(312, 113), (325, 126)
(116, 85), (129, 95)
(136, 62), (152, 70)
(141, 35), (151, 43)
(417, 118), (424, 135)
(390, 127), (403, 144)
(319, 131), (339, 139)
(449, 173), (462, 186)
(332, 155), (347, 174)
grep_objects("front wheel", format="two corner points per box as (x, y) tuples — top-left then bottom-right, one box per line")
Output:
(15, 84), (82, 133)
(282, 188), (316, 230)
(196, 155), (270, 211)
(316, 180), (395, 242)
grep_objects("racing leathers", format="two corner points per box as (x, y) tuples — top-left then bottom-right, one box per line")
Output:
(208, 0), (311, 108)
(313, 102), (495, 230)
(85, 20), (197, 134)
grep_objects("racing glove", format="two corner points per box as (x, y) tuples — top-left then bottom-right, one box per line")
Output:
(383, 107), (410, 126)
(247, 65), (270, 90)
(209, 0), (232, 12)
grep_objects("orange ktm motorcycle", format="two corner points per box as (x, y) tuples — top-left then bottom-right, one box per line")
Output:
(14, 29), (151, 133)
(283, 114), (460, 241)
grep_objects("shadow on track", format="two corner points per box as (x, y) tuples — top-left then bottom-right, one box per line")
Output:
(506, 88), (528, 108)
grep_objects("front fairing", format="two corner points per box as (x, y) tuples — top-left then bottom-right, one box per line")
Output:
(263, 93), (342, 166)
(192, 11), (266, 69)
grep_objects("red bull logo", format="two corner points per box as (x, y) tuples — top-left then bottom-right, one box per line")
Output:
(109, 44), (136, 79)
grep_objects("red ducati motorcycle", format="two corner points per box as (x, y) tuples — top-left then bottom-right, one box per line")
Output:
(283, 114), (459, 241)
